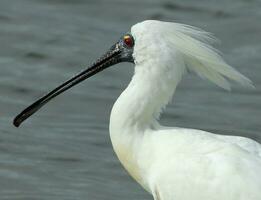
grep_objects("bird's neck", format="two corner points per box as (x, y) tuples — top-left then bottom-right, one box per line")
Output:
(110, 62), (182, 134)
(109, 62), (182, 189)
(109, 62), (182, 190)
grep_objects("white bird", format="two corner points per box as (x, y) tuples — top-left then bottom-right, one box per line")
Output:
(14, 20), (261, 200)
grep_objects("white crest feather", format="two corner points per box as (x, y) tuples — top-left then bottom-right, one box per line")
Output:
(132, 20), (254, 90)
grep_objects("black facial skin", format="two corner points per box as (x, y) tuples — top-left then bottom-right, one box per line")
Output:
(13, 33), (135, 127)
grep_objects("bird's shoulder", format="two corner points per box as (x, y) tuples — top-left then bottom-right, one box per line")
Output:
(148, 127), (261, 157)
(214, 134), (261, 157)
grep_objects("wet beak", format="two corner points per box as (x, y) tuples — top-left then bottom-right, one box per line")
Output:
(13, 43), (125, 127)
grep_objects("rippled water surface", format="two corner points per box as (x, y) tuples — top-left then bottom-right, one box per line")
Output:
(0, 0), (261, 199)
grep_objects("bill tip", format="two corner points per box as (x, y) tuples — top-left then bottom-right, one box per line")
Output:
(13, 118), (21, 128)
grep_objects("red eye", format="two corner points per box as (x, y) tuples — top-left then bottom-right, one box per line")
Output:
(123, 35), (134, 47)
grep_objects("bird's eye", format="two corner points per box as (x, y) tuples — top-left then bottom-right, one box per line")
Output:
(123, 35), (134, 48)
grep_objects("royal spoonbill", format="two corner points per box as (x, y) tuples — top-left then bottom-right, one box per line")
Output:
(14, 20), (261, 200)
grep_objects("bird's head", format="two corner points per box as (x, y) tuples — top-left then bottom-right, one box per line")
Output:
(13, 20), (185, 127)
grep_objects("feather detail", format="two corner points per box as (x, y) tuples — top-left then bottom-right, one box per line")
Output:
(165, 21), (255, 90)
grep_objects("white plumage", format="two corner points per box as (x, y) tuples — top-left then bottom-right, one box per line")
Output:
(109, 20), (261, 200)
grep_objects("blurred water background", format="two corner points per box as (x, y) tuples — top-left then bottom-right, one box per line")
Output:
(0, 0), (260, 199)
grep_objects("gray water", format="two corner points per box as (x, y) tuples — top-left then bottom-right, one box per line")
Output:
(0, 0), (261, 199)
